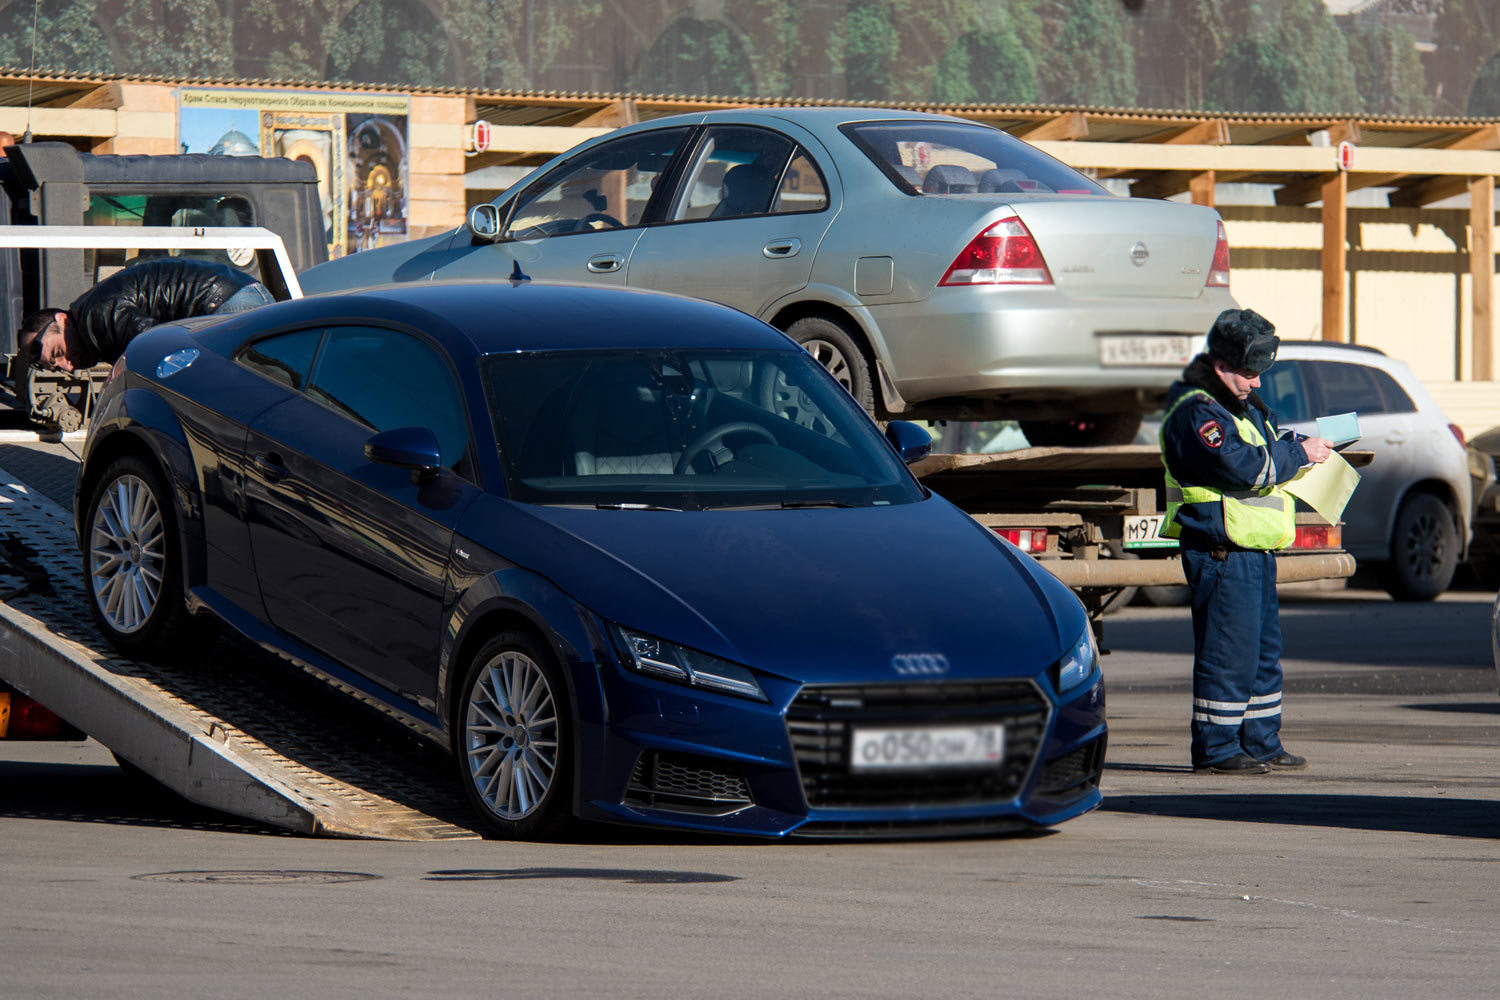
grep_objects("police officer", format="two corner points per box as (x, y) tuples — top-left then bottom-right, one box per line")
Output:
(1160, 308), (1333, 775)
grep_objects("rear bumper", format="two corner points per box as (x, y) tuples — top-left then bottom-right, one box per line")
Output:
(867, 286), (1234, 407)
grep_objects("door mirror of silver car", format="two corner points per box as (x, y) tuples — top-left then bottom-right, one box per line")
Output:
(365, 426), (443, 483)
(885, 420), (932, 465)
(468, 203), (503, 244)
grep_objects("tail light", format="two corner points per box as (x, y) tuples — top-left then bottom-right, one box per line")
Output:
(1291, 524), (1341, 550)
(1207, 220), (1231, 287)
(1449, 423), (1466, 447)
(940, 217), (1052, 286)
(994, 527), (1048, 553)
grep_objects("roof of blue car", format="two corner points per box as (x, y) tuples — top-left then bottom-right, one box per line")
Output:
(263, 279), (796, 356)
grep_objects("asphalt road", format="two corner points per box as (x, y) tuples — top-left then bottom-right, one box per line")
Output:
(4, 587), (1497, 1000)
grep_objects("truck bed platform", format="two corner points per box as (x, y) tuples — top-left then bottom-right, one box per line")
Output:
(0, 449), (479, 840)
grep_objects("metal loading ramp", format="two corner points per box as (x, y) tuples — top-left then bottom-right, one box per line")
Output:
(0, 463), (479, 841)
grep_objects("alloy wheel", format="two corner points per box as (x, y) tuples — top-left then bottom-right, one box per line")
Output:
(463, 649), (560, 821)
(88, 474), (167, 634)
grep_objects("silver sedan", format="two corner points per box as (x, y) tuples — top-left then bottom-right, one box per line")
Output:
(302, 107), (1237, 446)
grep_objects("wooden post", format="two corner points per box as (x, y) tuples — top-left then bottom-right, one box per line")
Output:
(1471, 175), (1495, 381)
(1321, 172), (1348, 342)
(1188, 170), (1215, 207)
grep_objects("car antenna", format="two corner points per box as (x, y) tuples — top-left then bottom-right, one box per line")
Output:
(510, 259), (531, 283)
(21, 0), (39, 142)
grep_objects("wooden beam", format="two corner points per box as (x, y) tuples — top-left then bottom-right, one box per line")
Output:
(1436, 127), (1500, 151)
(575, 99), (639, 129)
(1161, 120), (1229, 145)
(1322, 172), (1348, 343)
(1472, 176), (1495, 382)
(1189, 170), (1215, 207)
(1388, 174), (1473, 207)
(1128, 171), (1194, 199)
(1014, 112), (1088, 142)
(1276, 172), (1337, 206)
(67, 83), (122, 110)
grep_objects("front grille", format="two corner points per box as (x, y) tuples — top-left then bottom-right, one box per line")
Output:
(623, 751), (753, 816)
(786, 680), (1049, 809)
(1036, 736), (1107, 801)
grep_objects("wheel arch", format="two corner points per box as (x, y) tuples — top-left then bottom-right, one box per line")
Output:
(764, 296), (902, 415)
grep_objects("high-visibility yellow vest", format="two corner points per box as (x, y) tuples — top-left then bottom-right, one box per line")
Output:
(1159, 388), (1296, 550)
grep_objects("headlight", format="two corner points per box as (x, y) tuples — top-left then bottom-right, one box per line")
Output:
(608, 624), (768, 702)
(1055, 626), (1099, 693)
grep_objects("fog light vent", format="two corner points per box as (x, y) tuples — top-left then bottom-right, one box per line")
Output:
(1036, 736), (1106, 800)
(623, 752), (753, 817)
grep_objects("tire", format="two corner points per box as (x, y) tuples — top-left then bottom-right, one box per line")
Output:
(1136, 582), (1191, 607)
(1020, 414), (1143, 448)
(1381, 492), (1458, 601)
(454, 631), (574, 840)
(780, 315), (874, 416)
(82, 455), (195, 656)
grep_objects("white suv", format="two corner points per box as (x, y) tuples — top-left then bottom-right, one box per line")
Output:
(1260, 342), (1471, 600)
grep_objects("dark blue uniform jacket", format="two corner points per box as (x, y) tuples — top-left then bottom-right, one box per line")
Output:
(1162, 355), (1309, 547)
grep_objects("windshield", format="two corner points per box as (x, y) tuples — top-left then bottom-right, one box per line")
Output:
(842, 120), (1108, 198)
(483, 348), (924, 510)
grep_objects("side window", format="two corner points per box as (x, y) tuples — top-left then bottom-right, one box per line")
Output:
(237, 329), (323, 391)
(1370, 368), (1416, 414)
(670, 126), (799, 222)
(87, 193), (258, 280)
(307, 326), (471, 471)
(1261, 360), (1311, 424)
(772, 152), (829, 214)
(1309, 361), (1388, 416)
(505, 127), (691, 239)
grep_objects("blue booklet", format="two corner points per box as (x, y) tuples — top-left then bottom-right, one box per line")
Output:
(1316, 411), (1361, 448)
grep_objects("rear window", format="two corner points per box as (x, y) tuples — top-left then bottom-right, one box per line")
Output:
(841, 120), (1108, 198)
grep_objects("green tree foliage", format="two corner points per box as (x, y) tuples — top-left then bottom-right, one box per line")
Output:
(1468, 50), (1500, 117)
(1432, 0), (1500, 117)
(1205, 0), (1358, 114)
(1207, 37), (1304, 113)
(1128, 0), (1255, 110)
(0, 0), (111, 75)
(1031, 0), (1136, 107)
(628, 16), (756, 97)
(931, 25), (1038, 105)
(1345, 23), (1431, 118)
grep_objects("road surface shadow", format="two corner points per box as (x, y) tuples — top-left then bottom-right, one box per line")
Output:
(1103, 792), (1498, 839)
(0, 760), (286, 835)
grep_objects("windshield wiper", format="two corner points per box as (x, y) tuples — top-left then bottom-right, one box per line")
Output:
(705, 499), (860, 511)
(594, 502), (683, 511)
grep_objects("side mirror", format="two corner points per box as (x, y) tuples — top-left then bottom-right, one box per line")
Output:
(467, 203), (503, 244)
(365, 426), (442, 483)
(885, 420), (932, 465)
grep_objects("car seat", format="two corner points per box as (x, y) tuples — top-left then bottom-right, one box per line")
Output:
(922, 164), (979, 194)
(711, 163), (778, 218)
(572, 369), (679, 475)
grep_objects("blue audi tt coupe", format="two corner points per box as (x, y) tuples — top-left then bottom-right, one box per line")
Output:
(75, 280), (1106, 839)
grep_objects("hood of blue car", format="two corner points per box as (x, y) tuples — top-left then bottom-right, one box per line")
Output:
(501, 496), (1084, 686)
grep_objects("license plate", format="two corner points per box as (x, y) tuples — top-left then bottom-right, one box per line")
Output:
(1099, 335), (1193, 367)
(1123, 513), (1179, 550)
(850, 723), (1005, 772)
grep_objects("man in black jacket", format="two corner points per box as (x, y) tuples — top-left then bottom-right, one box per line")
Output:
(17, 258), (272, 373)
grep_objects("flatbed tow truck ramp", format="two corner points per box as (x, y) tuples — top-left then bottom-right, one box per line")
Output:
(0, 451), (479, 841)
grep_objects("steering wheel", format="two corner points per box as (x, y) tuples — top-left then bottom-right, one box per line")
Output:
(581, 212), (623, 230)
(675, 422), (776, 475)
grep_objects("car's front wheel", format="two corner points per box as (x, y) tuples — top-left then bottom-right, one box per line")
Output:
(83, 455), (193, 655)
(1020, 414), (1143, 448)
(1381, 492), (1458, 601)
(455, 631), (574, 839)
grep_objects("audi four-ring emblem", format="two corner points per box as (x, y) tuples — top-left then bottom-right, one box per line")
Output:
(891, 653), (950, 676)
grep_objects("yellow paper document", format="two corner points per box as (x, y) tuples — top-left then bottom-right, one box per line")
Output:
(1284, 450), (1361, 525)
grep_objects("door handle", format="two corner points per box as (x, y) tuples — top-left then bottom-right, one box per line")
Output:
(763, 238), (801, 259)
(586, 253), (624, 274)
(1384, 431), (1406, 445)
(253, 453), (289, 483)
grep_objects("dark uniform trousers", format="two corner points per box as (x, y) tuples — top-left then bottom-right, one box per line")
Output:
(1182, 545), (1284, 766)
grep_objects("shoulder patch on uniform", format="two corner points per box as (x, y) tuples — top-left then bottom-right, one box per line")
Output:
(1198, 419), (1224, 448)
